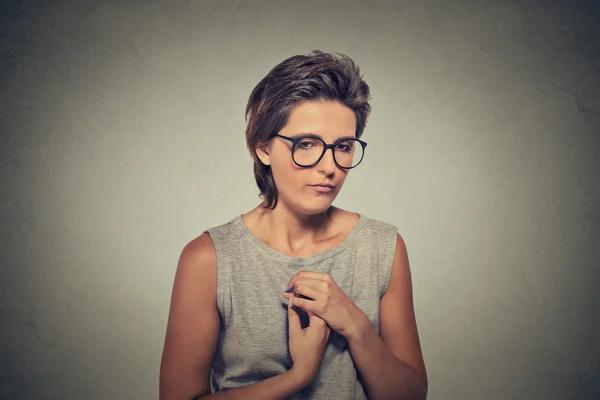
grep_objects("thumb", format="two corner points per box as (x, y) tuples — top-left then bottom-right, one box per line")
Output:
(306, 309), (325, 327)
(287, 296), (301, 333)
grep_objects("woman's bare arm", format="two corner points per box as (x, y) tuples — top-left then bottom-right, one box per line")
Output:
(346, 234), (427, 399)
(198, 369), (307, 400)
(159, 232), (221, 399)
(159, 232), (308, 400)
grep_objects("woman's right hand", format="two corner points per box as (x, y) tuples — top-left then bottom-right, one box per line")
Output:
(287, 293), (331, 386)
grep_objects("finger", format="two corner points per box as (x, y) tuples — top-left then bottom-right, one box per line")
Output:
(305, 309), (324, 323)
(306, 309), (328, 333)
(287, 271), (332, 290)
(287, 278), (320, 293)
(283, 291), (311, 301)
(287, 296), (301, 333)
(286, 276), (297, 291)
(293, 282), (327, 301)
(288, 277), (334, 296)
(290, 295), (319, 317)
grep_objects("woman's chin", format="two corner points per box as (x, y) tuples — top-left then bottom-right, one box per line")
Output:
(277, 191), (338, 215)
(302, 196), (337, 215)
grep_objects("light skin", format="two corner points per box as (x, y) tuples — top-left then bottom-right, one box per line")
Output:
(159, 100), (427, 399)
(282, 238), (429, 399)
(249, 99), (359, 255)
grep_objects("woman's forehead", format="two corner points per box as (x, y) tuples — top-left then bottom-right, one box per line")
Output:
(281, 100), (357, 140)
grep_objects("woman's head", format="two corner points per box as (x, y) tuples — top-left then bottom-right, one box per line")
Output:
(245, 50), (371, 213)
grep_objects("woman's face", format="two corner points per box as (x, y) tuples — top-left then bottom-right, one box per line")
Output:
(257, 100), (357, 215)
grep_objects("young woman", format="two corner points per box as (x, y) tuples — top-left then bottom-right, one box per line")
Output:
(159, 50), (428, 400)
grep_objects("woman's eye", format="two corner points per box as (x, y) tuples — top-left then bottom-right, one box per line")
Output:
(298, 140), (316, 149)
(336, 143), (352, 152)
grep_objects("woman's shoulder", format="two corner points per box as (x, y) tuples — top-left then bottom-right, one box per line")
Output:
(331, 207), (398, 249)
(180, 231), (217, 268)
(366, 218), (398, 239)
(180, 216), (240, 261)
(203, 215), (244, 239)
(339, 208), (398, 235)
(182, 215), (247, 259)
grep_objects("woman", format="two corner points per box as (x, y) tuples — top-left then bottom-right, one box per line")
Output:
(159, 50), (428, 399)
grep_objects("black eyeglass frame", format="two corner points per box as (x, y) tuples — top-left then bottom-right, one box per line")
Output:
(274, 133), (368, 169)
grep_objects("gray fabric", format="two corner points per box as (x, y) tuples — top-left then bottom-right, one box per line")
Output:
(206, 213), (398, 399)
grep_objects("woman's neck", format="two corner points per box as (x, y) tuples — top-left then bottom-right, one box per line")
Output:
(244, 203), (338, 252)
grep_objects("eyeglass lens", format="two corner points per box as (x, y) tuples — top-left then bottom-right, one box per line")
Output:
(293, 138), (363, 168)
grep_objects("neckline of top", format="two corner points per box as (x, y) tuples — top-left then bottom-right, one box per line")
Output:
(233, 212), (366, 265)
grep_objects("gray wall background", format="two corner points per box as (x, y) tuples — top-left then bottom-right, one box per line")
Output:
(1, 0), (599, 399)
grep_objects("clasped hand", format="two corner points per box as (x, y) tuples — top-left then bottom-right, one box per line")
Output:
(283, 270), (367, 340)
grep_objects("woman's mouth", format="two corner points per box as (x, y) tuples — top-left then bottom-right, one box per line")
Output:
(309, 185), (334, 193)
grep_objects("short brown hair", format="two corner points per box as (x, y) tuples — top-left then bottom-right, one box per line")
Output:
(245, 50), (372, 209)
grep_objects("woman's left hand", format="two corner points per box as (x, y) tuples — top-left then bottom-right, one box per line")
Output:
(283, 270), (368, 340)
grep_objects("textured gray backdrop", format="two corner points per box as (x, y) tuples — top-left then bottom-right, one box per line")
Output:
(1, 0), (599, 399)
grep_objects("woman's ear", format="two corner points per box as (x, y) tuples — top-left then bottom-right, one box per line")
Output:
(255, 141), (271, 166)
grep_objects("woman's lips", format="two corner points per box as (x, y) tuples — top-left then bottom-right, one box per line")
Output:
(309, 185), (334, 193)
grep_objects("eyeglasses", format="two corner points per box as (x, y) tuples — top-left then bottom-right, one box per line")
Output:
(274, 134), (367, 169)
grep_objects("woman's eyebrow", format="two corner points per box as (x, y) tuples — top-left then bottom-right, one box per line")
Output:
(291, 132), (356, 141)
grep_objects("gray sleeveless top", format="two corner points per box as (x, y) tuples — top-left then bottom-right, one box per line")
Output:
(206, 213), (398, 399)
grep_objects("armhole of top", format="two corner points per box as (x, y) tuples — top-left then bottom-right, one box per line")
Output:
(203, 230), (223, 316)
(202, 229), (222, 394)
(379, 227), (399, 299)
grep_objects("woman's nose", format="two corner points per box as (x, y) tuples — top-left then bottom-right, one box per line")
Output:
(316, 147), (337, 174)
